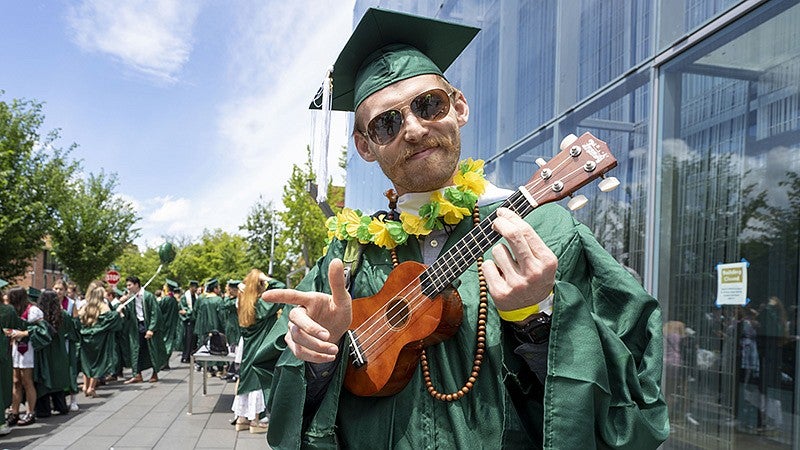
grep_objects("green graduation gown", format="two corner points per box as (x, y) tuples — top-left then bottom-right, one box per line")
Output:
(158, 294), (180, 355)
(121, 290), (169, 373)
(266, 202), (669, 449)
(194, 293), (224, 340)
(1, 304), (25, 410)
(220, 295), (241, 344)
(236, 300), (284, 400)
(79, 311), (123, 378)
(31, 310), (76, 397)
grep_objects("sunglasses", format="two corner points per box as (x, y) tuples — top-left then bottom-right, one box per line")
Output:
(363, 88), (456, 145)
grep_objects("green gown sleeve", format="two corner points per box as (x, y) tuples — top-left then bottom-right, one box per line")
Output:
(79, 311), (123, 378)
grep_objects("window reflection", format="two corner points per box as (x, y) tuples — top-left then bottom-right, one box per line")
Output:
(659, 2), (800, 448)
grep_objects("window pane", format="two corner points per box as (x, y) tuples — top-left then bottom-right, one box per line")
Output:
(658, 2), (800, 448)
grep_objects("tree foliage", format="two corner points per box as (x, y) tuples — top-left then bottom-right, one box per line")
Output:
(49, 171), (140, 290)
(240, 196), (288, 281)
(280, 148), (330, 286)
(0, 96), (80, 280)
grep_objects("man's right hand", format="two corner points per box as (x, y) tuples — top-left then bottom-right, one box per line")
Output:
(261, 258), (352, 363)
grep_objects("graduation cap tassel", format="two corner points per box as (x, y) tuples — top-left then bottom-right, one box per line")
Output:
(311, 66), (333, 203)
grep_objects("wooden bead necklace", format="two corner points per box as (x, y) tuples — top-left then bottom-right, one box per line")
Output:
(386, 190), (487, 402)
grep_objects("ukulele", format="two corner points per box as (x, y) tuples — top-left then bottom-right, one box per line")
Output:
(344, 132), (619, 397)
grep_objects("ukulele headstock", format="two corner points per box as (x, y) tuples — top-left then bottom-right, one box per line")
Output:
(523, 132), (618, 210)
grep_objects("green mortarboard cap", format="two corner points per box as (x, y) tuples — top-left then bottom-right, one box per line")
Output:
(189, 280), (199, 287)
(0, 278), (8, 289)
(165, 278), (180, 291)
(227, 279), (242, 287)
(310, 8), (479, 112)
(27, 287), (41, 300)
(204, 278), (219, 289)
(114, 287), (126, 296)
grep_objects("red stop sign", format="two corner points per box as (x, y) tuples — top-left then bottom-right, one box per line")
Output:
(106, 270), (121, 285)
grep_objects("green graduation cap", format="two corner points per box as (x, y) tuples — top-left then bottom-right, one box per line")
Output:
(204, 278), (219, 290)
(310, 8), (479, 112)
(227, 279), (242, 288)
(189, 280), (199, 287)
(27, 287), (41, 301)
(114, 286), (126, 297)
(0, 278), (8, 289)
(165, 278), (180, 292)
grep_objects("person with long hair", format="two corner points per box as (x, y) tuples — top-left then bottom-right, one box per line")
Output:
(5, 287), (41, 426)
(230, 269), (285, 434)
(33, 289), (76, 418)
(79, 286), (122, 397)
(53, 279), (80, 411)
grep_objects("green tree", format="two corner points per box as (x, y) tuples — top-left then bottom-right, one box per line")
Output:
(240, 196), (288, 280)
(114, 245), (163, 291)
(0, 96), (79, 279)
(280, 148), (329, 286)
(50, 171), (140, 289)
(167, 229), (250, 286)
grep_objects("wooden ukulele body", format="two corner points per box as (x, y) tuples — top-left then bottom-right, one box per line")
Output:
(344, 261), (463, 397)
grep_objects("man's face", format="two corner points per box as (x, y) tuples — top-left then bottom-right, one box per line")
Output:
(127, 281), (140, 295)
(190, 286), (197, 294)
(354, 74), (469, 195)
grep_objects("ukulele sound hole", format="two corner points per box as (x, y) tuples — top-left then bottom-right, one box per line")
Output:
(385, 298), (410, 328)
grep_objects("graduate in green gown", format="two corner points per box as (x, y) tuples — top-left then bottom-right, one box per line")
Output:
(230, 270), (285, 433)
(79, 286), (122, 396)
(179, 280), (200, 363)
(32, 290), (77, 417)
(221, 280), (242, 347)
(158, 279), (182, 363)
(193, 278), (226, 374)
(261, 8), (668, 449)
(117, 276), (168, 384)
(1, 281), (26, 429)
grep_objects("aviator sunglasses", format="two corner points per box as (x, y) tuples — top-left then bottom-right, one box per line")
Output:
(362, 88), (456, 145)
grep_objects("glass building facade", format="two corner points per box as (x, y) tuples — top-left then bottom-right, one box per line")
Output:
(343, 1), (800, 448)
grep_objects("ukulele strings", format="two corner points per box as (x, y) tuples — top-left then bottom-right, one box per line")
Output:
(354, 160), (587, 360)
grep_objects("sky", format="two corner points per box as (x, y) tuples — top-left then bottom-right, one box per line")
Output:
(0, 0), (355, 248)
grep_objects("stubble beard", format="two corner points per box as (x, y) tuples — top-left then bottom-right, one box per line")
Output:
(383, 132), (462, 194)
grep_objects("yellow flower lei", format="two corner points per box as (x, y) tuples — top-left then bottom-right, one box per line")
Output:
(325, 158), (487, 250)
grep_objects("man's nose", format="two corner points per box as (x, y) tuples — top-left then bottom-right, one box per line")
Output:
(401, 109), (429, 143)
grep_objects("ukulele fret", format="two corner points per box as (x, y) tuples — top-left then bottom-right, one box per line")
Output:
(422, 191), (535, 296)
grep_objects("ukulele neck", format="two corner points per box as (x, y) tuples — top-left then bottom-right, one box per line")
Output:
(420, 190), (534, 297)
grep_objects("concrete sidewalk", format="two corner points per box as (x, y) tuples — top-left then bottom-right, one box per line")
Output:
(1, 353), (270, 449)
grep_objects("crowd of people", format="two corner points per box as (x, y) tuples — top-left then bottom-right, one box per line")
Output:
(0, 272), (286, 437)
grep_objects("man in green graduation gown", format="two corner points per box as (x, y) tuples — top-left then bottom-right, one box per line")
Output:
(179, 280), (200, 363)
(118, 276), (168, 383)
(261, 8), (668, 450)
(193, 278), (226, 376)
(221, 279), (242, 380)
(158, 279), (181, 368)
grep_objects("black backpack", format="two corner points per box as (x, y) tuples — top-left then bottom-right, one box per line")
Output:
(205, 330), (228, 355)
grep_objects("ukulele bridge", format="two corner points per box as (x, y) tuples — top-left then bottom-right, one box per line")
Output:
(347, 330), (366, 368)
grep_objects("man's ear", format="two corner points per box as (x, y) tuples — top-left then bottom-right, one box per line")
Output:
(453, 90), (469, 127)
(354, 132), (376, 162)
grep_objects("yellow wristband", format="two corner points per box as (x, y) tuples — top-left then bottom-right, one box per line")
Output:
(497, 292), (554, 322)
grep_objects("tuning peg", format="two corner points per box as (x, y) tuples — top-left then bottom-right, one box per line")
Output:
(598, 176), (620, 192)
(567, 194), (588, 211)
(559, 134), (578, 151)
(535, 157), (547, 167)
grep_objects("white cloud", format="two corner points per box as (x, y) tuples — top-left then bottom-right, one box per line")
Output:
(111, 1), (356, 248)
(66, 0), (200, 83)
